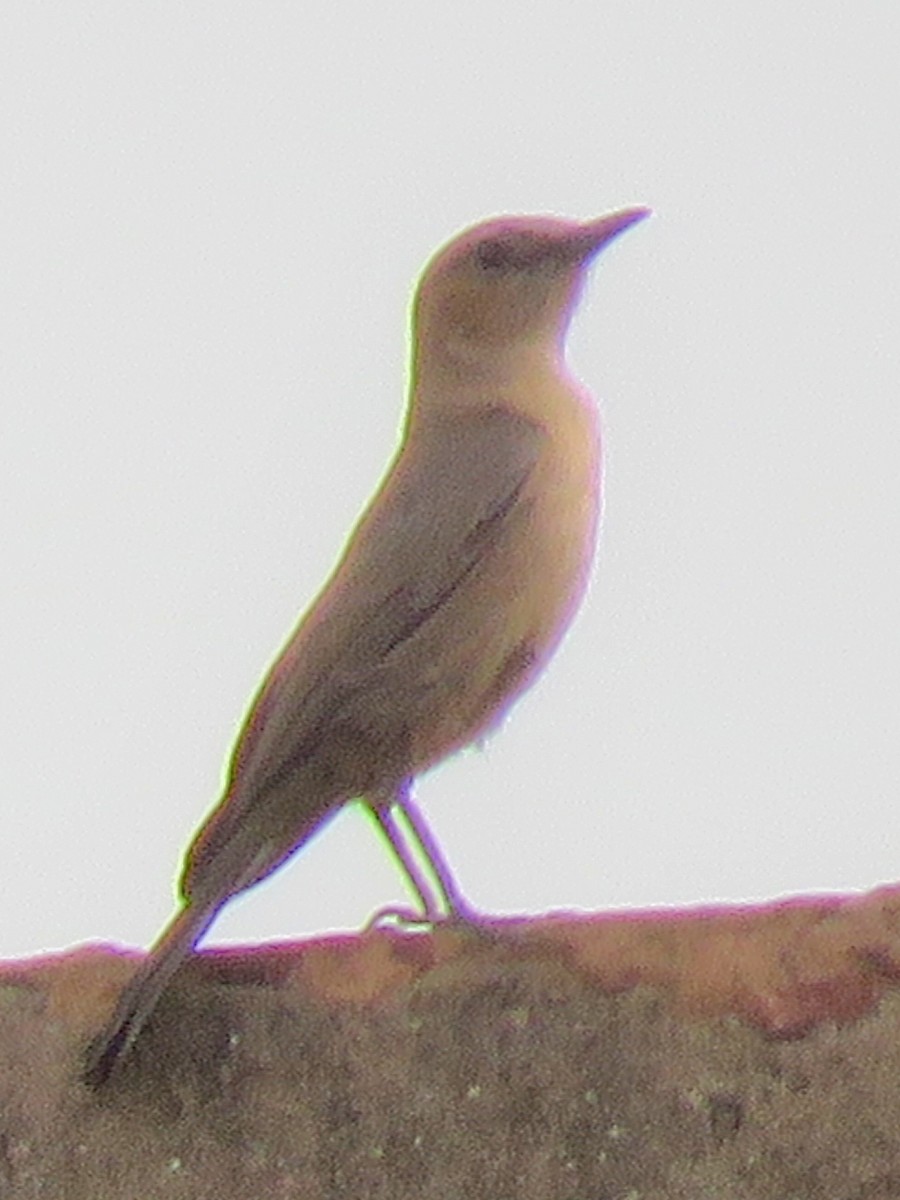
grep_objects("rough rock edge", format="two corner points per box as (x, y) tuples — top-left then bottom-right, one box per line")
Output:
(1, 886), (900, 1199)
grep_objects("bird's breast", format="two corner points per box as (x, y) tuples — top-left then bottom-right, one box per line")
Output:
(497, 393), (600, 670)
(411, 384), (601, 764)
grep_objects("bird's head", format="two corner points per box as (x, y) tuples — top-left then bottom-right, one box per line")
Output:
(412, 209), (650, 374)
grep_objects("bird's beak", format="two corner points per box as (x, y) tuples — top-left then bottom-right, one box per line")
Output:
(575, 207), (652, 261)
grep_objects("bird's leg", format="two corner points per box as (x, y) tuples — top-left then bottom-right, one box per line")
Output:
(368, 800), (444, 926)
(366, 780), (475, 927)
(391, 784), (474, 919)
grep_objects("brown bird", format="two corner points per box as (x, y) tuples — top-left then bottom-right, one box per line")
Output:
(84, 206), (650, 1086)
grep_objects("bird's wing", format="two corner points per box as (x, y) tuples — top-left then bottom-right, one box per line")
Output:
(333, 404), (547, 648)
(189, 404), (545, 884)
(237, 402), (546, 771)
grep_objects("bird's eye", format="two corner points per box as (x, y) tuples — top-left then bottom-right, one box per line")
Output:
(475, 239), (514, 272)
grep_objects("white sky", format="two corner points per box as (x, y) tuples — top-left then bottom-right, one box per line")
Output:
(2, 6), (898, 960)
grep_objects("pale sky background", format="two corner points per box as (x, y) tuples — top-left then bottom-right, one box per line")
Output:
(2, 6), (898, 961)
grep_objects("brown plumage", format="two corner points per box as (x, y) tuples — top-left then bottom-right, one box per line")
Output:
(84, 206), (649, 1086)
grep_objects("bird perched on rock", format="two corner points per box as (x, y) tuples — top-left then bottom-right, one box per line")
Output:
(84, 205), (650, 1086)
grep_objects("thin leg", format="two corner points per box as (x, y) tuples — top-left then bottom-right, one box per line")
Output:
(369, 800), (444, 921)
(391, 786), (473, 918)
(367, 779), (474, 923)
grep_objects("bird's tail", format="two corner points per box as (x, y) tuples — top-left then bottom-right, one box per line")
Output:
(82, 895), (222, 1089)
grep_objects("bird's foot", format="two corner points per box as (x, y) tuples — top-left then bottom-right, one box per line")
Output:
(363, 900), (488, 937)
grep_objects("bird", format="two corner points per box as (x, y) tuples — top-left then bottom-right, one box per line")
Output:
(83, 205), (650, 1087)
